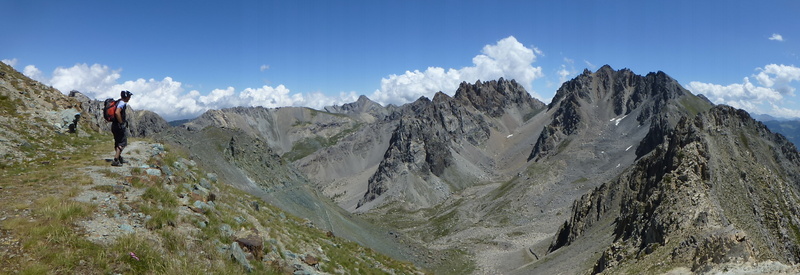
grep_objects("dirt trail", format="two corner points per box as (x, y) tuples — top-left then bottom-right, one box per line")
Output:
(72, 141), (161, 245)
(0, 140), (157, 270)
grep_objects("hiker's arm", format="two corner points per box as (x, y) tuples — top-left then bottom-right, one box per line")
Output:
(115, 106), (124, 124)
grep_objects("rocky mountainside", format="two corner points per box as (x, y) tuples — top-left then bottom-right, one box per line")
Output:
(178, 65), (797, 274)
(538, 105), (800, 274)
(0, 62), (87, 167)
(358, 78), (546, 210)
(529, 65), (705, 162)
(0, 62), (424, 274)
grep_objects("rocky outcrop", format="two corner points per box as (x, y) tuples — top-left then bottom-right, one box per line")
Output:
(358, 79), (545, 209)
(548, 105), (800, 273)
(128, 110), (170, 138)
(529, 65), (705, 161)
(323, 95), (390, 120)
(0, 63), (87, 166)
(357, 94), (487, 208)
(453, 78), (545, 118)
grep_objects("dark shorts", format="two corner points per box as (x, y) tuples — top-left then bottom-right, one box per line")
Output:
(112, 123), (127, 148)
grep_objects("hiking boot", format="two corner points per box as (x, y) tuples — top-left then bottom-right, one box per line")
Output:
(111, 159), (123, 167)
(119, 156), (129, 164)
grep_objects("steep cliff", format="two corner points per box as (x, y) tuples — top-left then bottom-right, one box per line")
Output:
(357, 78), (545, 210)
(529, 65), (706, 161)
(545, 105), (800, 274)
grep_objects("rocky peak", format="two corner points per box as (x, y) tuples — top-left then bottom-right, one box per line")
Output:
(529, 65), (707, 161)
(547, 104), (800, 273)
(323, 95), (388, 119)
(356, 78), (547, 210)
(453, 78), (544, 117)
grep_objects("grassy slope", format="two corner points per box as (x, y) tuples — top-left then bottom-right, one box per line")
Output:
(0, 127), (422, 274)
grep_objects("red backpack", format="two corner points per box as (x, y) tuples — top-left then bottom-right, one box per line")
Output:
(103, 98), (119, 122)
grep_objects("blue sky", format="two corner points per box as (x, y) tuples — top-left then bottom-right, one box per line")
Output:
(2, 0), (799, 120)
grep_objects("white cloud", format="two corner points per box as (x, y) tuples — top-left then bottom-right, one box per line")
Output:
(12, 62), (348, 121)
(239, 85), (300, 107)
(199, 87), (236, 107)
(370, 36), (544, 105)
(48, 63), (121, 97)
(769, 33), (784, 41)
(2, 58), (18, 67)
(687, 64), (800, 118)
(769, 103), (800, 118)
(9, 36), (546, 120)
(558, 58), (577, 83)
(755, 64), (800, 95)
(584, 60), (597, 70)
(557, 66), (571, 84)
(532, 47), (544, 57)
(23, 65), (46, 83)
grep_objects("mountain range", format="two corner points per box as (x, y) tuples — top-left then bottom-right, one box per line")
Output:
(3, 61), (800, 274)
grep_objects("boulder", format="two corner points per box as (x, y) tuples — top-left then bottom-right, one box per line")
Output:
(235, 230), (264, 261)
(230, 241), (253, 273)
(302, 254), (319, 266)
(190, 185), (215, 202)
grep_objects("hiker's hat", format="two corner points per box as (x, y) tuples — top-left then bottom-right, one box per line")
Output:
(121, 90), (133, 98)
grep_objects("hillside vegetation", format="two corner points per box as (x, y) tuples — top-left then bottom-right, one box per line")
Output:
(0, 134), (420, 274)
(0, 62), (421, 274)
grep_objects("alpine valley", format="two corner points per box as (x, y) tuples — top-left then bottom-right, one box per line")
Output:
(3, 61), (800, 274)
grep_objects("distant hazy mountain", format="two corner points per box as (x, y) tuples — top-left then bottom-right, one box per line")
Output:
(762, 120), (800, 147)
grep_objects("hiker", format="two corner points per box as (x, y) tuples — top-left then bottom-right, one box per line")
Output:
(111, 90), (132, 166)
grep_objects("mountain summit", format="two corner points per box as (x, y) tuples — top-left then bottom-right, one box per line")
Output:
(530, 65), (703, 161)
(546, 105), (800, 273)
(357, 78), (546, 210)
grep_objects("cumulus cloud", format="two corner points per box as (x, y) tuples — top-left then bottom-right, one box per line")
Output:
(2, 58), (18, 67)
(370, 36), (544, 105)
(769, 33), (784, 41)
(16, 62), (354, 121)
(584, 60), (597, 70)
(755, 64), (800, 95)
(9, 36), (546, 120)
(770, 103), (800, 118)
(23, 65), (46, 83)
(49, 63), (121, 98)
(687, 64), (800, 119)
(558, 58), (578, 84)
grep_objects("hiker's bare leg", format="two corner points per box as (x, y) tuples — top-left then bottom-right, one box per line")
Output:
(115, 145), (124, 160)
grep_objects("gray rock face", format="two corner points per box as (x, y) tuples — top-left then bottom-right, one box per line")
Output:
(128, 110), (170, 138)
(454, 78), (545, 118)
(230, 241), (253, 272)
(323, 95), (389, 120)
(357, 79), (545, 209)
(529, 65), (700, 161)
(547, 105), (800, 273)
